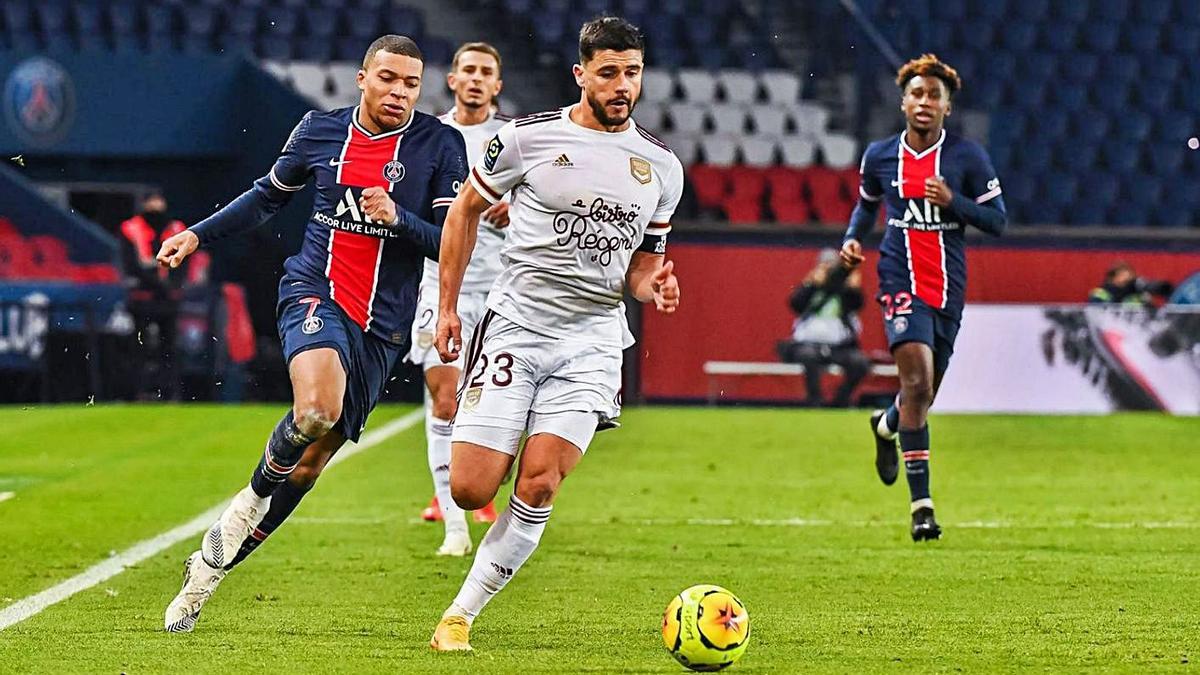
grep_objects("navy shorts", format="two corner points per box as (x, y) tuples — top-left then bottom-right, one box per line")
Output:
(879, 292), (960, 378)
(277, 293), (402, 443)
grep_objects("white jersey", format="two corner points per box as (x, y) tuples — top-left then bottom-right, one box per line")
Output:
(468, 106), (683, 348)
(420, 108), (510, 296)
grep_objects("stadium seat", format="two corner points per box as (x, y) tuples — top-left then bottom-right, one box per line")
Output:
(1099, 142), (1139, 174)
(1083, 20), (1120, 52)
(1092, 0), (1130, 21)
(1121, 173), (1164, 209)
(718, 70), (759, 104)
(1014, 0), (1050, 20)
(180, 5), (217, 36)
(1155, 111), (1193, 142)
(1147, 142), (1185, 174)
(1137, 80), (1173, 114)
(1061, 53), (1098, 83)
(1134, 0), (1172, 22)
(1067, 201), (1109, 226)
(789, 102), (829, 134)
(302, 7), (337, 38)
(677, 69), (718, 102)
(1019, 143), (1054, 174)
(663, 134), (699, 165)
(1052, 0), (1089, 23)
(1144, 54), (1182, 84)
(766, 167), (810, 224)
(1107, 203), (1145, 227)
(288, 62), (332, 105)
(1000, 21), (1037, 51)
(687, 164), (730, 210)
(1166, 24), (1200, 55)
(819, 134), (858, 169)
(709, 103), (747, 135)
(1125, 24), (1161, 53)
(665, 102), (707, 135)
(635, 102), (667, 132)
(975, 0), (1009, 21)
(262, 7), (299, 37)
(34, 0), (68, 36)
(699, 136), (738, 166)
(779, 136), (816, 168)
(1038, 25), (1079, 54)
(740, 137), (777, 168)
(726, 166), (767, 203)
(722, 197), (763, 225)
(759, 70), (801, 105)
(260, 37), (292, 61)
(1040, 174), (1078, 208)
(805, 166), (853, 224)
(1152, 203), (1193, 228)
(641, 69), (676, 104)
(747, 105), (788, 137)
(1001, 172), (1036, 207)
(1049, 82), (1088, 111)
(1071, 110), (1109, 144)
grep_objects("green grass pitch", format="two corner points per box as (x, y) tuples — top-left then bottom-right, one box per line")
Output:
(0, 404), (1197, 673)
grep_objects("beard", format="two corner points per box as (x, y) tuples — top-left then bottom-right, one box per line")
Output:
(586, 90), (636, 128)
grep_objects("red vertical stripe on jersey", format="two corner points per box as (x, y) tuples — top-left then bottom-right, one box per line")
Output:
(899, 144), (947, 309)
(326, 126), (402, 329)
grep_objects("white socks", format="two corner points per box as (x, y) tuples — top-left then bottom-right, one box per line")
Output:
(426, 412), (467, 537)
(445, 495), (551, 623)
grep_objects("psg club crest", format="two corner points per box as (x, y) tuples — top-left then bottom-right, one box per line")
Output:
(302, 315), (324, 335)
(383, 160), (406, 183)
(3, 57), (76, 146)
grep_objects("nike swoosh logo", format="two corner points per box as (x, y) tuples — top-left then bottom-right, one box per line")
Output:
(329, 158), (352, 167)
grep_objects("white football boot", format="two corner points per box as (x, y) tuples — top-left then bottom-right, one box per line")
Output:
(436, 530), (473, 557)
(164, 550), (226, 632)
(202, 485), (270, 569)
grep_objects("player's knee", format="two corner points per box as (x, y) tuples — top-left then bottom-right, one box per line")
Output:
(515, 471), (562, 508)
(430, 394), (457, 422)
(292, 399), (341, 437)
(449, 476), (493, 511)
(900, 375), (934, 411)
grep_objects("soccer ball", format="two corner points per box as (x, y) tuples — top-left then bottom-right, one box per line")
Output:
(661, 584), (750, 671)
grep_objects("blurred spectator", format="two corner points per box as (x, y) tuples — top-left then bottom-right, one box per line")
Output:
(777, 249), (869, 407)
(119, 193), (207, 399)
(1087, 262), (1173, 307)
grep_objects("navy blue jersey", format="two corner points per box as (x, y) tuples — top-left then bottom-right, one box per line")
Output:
(192, 106), (468, 345)
(856, 130), (1004, 319)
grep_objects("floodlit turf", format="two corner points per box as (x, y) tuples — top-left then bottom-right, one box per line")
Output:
(1, 404), (1198, 673)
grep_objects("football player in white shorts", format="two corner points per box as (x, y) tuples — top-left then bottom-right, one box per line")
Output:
(429, 17), (683, 651)
(407, 42), (511, 556)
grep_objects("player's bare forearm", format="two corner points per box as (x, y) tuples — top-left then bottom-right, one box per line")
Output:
(627, 252), (663, 303)
(437, 184), (488, 315)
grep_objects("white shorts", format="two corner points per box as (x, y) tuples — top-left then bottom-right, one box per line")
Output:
(406, 289), (489, 371)
(451, 310), (623, 456)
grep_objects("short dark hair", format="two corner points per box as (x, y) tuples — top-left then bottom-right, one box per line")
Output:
(452, 42), (502, 73)
(363, 35), (423, 70)
(896, 53), (962, 97)
(578, 16), (644, 64)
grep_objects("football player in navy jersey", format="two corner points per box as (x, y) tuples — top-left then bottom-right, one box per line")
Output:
(840, 54), (1006, 541)
(157, 35), (468, 631)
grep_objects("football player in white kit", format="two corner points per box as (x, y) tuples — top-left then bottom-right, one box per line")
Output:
(429, 17), (682, 651)
(408, 42), (510, 556)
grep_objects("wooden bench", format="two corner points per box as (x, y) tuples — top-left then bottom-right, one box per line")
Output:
(702, 360), (899, 405)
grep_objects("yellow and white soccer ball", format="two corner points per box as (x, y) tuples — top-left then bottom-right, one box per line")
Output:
(661, 584), (750, 671)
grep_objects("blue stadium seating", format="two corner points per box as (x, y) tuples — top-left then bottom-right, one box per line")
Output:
(1092, 0), (1130, 22)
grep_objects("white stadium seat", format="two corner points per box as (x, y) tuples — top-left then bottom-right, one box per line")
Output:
(641, 69), (676, 103)
(699, 135), (738, 166)
(820, 133), (859, 168)
(676, 68), (718, 103)
(790, 101), (830, 134)
(634, 101), (668, 133)
(717, 69), (759, 104)
(708, 103), (747, 135)
(665, 102), (708, 135)
(287, 62), (331, 106)
(741, 137), (778, 167)
(663, 133), (699, 165)
(759, 69), (801, 105)
(780, 135), (817, 167)
(747, 105), (788, 137)
(261, 60), (291, 85)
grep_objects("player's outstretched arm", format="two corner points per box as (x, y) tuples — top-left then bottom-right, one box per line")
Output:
(628, 252), (679, 314)
(434, 182), (489, 362)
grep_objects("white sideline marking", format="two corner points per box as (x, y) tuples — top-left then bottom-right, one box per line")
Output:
(0, 492), (13, 503)
(405, 516), (1198, 530)
(0, 409), (424, 632)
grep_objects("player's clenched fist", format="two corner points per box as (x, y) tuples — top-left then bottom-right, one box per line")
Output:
(435, 310), (463, 363)
(840, 239), (864, 269)
(156, 230), (199, 269)
(651, 260), (680, 314)
(359, 186), (398, 225)
(924, 176), (953, 207)
(482, 201), (511, 229)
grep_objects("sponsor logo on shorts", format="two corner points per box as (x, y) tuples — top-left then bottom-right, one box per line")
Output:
(463, 386), (482, 411)
(893, 316), (908, 334)
(302, 315), (323, 335)
(417, 330), (434, 349)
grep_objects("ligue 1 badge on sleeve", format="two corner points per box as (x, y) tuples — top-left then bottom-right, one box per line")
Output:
(630, 157), (652, 185)
(484, 135), (503, 172)
(383, 160), (405, 183)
